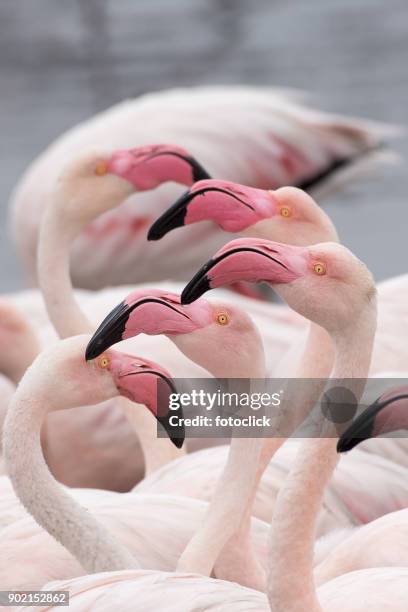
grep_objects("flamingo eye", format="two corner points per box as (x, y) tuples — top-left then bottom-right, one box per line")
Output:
(94, 161), (108, 176)
(216, 313), (229, 325)
(313, 262), (326, 276)
(280, 206), (292, 218)
(98, 356), (110, 369)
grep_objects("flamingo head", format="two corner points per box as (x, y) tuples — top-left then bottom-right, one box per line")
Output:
(337, 387), (408, 452)
(181, 237), (376, 335)
(30, 335), (183, 448)
(106, 350), (184, 448)
(148, 181), (337, 245)
(85, 289), (264, 378)
(53, 145), (211, 227)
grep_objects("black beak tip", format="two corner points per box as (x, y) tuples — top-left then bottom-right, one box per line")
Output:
(180, 287), (195, 305)
(85, 341), (100, 361)
(181, 277), (211, 304)
(337, 436), (362, 453)
(85, 334), (109, 361)
(171, 434), (185, 449)
(147, 223), (164, 241)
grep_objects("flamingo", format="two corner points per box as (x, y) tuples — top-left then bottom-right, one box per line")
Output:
(171, 237), (407, 589)
(10, 86), (392, 289)
(0, 334), (273, 590)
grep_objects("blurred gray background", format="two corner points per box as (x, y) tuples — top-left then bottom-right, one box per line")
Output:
(1, 0), (407, 291)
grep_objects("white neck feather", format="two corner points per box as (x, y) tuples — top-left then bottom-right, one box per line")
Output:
(267, 303), (377, 612)
(3, 379), (138, 573)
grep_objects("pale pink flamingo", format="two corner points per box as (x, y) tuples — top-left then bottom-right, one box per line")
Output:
(172, 237), (407, 589)
(10, 86), (392, 289)
(0, 334), (272, 590)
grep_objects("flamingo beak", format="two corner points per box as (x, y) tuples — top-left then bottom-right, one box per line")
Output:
(181, 239), (303, 304)
(336, 401), (379, 453)
(116, 364), (185, 449)
(86, 301), (131, 361)
(337, 392), (408, 453)
(85, 296), (195, 361)
(148, 181), (271, 241)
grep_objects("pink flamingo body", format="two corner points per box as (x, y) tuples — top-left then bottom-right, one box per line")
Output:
(16, 567), (408, 612)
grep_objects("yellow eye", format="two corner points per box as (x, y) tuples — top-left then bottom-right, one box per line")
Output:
(94, 161), (108, 176)
(99, 356), (110, 369)
(216, 313), (229, 326)
(280, 206), (292, 218)
(313, 262), (326, 276)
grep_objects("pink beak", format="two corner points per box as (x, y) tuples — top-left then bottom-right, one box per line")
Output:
(85, 290), (211, 360)
(107, 144), (211, 191)
(181, 237), (309, 304)
(148, 179), (277, 240)
(109, 351), (184, 448)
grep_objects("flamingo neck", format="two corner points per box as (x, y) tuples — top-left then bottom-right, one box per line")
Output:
(170, 333), (266, 379)
(267, 304), (376, 612)
(3, 376), (138, 573)
(37, 206), (90, 338)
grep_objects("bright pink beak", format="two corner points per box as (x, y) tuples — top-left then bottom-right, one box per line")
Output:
(148, 179), (278, 240)
(107, 144), (211, 190)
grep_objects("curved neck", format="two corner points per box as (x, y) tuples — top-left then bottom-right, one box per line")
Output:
(3, 380), (138, 573)
(37, 206), (90, 338)
(267, 305), (376, 612)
